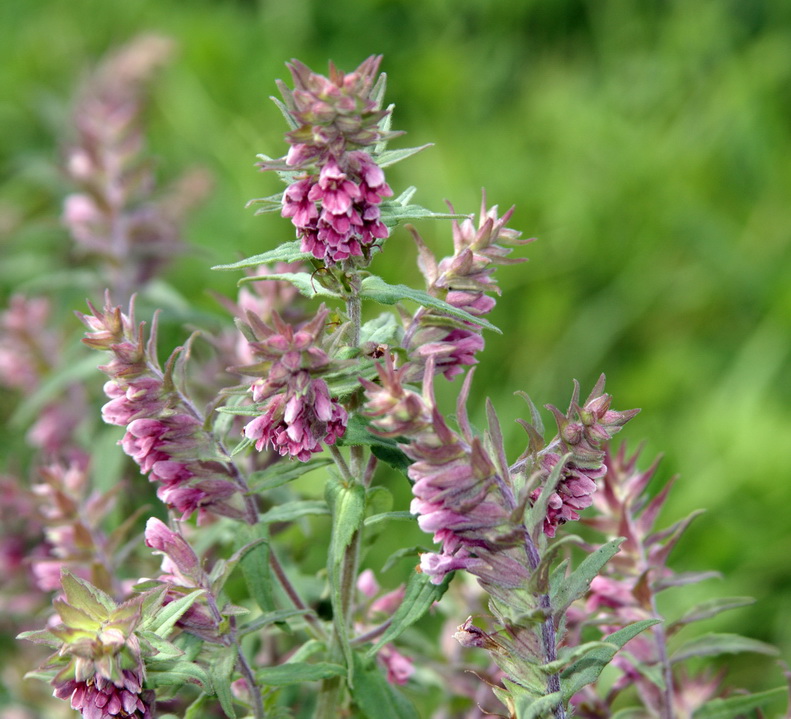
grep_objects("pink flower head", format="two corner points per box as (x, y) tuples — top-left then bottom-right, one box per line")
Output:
(244, 376), (346, 462)
(534, 376), (639, 537)
(280, 56), (390, 161)
(404, 195), (530, 381)
(54, 671), (154, 719)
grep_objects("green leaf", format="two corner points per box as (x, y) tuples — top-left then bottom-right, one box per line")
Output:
(183, 694), (211, 719)
(16, 629), (62, 647)
(514, 690), (562, 719)
(210, 645), (238, 719)
(249, 457), (333, 492)
(52, 599), (99, 631)
(350, 653), (421, 719)
(144, 660), (211, 688)
(371, 444), (413, 477)
(338, 414), (401, 449)
(238, 609), (312, 637)
(541, 641), (615, 675)
(137, 631), (184, 660)
(671, 633), (779, 663)
(237, 525), (274, 613)
(668, 597), (755, 632)
(692, 686), (788, 718)
(525, 453), (570, 539)
(145, 589), (206, 637)
(211, 241), (312, 270)
(368, 570), (451, 655)
(60, 570), (115, 620)
(378, 197), (463, 228)
(364, 511), (414, 527)
(359, 276), (500, 333)
(259, 500), (329, 524)
(375, 145), (431, 168)
(211, 536), (269, 594)
(326, 476), (366, 672)
(550, 537), (624, 619)
(238, 272), (341, 300)
(560, 619), (660, 701)
(256, 662), (345, 686)
(359, 312), (403, 346)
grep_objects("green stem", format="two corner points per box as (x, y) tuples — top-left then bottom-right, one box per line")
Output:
(315, 280), (366, 719)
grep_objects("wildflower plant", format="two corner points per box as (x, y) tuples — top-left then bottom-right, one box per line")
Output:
(4, 45), (788, 719)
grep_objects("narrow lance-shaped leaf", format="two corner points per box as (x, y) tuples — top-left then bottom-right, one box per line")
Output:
(236, 525), (274, 613)
(668, 596), (755, 633)
(515, 691), (563, 719)
(692, 686), (789, 719)
(144, 589), (206, 637)
(210, 644), (238, 719)
(259, 500), (329, 524)
(550, 537), (625, 619)
(359, 276), (500, 333)
(368, 570), (452, 655)
(249, 457), (333, 492)
(256, 662), (346, 687)
(671, 633), (779, 664)
(326, 476), (367, 674)
(525, 453), (570, 539)
(560, 619), (660, 702)
(211, 240), (313, 271)
(238, 272), (342, 300)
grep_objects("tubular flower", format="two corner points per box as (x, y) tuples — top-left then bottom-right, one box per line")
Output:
(236, 305), (347, 462)
(260, 57), (395, 266)
(533, 376), (639, 538)
(363, 358), (528, 588)
(143, 518), (220, 641)
(78, 297), (248, 523)
(404, 196), (532, 380)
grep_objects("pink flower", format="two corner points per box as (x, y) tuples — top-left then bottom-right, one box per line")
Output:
(378, 645), (414, 686)
(53, 670), (153, 719)
(244, 376), (346, 462)
(534, 376), (639, 537)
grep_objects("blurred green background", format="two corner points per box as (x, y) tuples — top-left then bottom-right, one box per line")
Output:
(2, 0), (791, 708)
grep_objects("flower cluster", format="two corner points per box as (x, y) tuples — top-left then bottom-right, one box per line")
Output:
(363, 357), (527, 588)
(533, 375), (639, 537)
(404, 198), (531, 380)
(261, 56), (394, 265)
(237, 306), (347, 461)
(79, 298), (250, 523)
(22, 571), (155, 719)
(565, 446), (759, 717)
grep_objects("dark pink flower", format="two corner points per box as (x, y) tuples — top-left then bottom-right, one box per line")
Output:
(533, 376), (639, 537)
(54, 670), (153, 719)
